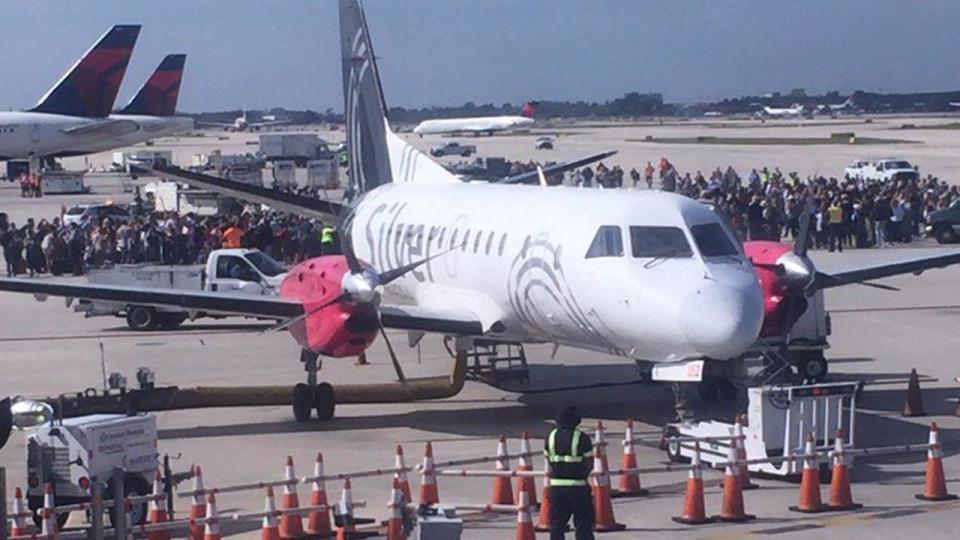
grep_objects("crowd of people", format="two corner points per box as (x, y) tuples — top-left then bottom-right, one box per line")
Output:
(2, 157), (956, 277)
(0, 207), (337, 277)
(569, 158), (957, 250)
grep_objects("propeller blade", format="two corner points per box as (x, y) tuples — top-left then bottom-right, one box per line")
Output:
(377, 244), (463, 286)
(857, 281), (900, 292)
(793, 208), (812, 257)
(536, 165), (548, 187)
(263, 292), (348, 333)
(377, 318), (407, 383)
(337, 206), (364, 275)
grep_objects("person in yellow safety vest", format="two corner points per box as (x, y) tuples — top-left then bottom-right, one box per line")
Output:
(320, 226), (339, 255)
(544, 406), (595, 540)
(827, 198), (844, 252)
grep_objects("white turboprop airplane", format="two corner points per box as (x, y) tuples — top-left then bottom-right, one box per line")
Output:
(4, 0), (960, 423)
(412, 101), (537, 137)
(759, 104), (804, 118)
(200, 110), (288, 132)
(0, 25), (142, 164)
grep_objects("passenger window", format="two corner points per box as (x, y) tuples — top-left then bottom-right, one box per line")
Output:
(691, 223), (738, 257)
(629, 226), (692, 258)
(585, 226), (623, 259)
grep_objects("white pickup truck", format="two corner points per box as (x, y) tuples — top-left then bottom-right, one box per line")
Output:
(75, 248), (287, 330)
(843, 158), (919, 183)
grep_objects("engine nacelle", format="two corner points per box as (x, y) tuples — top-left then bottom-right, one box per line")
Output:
(278, 256), (378, 357)
(744, 241), (800, 338)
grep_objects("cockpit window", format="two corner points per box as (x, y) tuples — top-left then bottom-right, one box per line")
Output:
(691, 223), (739, 257)
(629, 226), (692, 258)
(585, 225), (623, 258)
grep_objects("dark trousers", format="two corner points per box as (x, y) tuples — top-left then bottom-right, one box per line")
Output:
(549, 486), (595, 540)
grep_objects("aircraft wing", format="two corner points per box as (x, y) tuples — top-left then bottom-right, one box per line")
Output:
(812, 251), (960, 291)
(498, 150), (618, 185)
(251, 120), (288, 128)
(380, 304), (485, 336)
(0, 278), (303, 319)
(149, 163), (343, 220)
(62, 119), (140, 137)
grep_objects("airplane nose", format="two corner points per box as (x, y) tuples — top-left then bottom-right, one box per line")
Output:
(680, 282), (764, 359)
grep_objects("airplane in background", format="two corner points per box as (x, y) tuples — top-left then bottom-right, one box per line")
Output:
(4, 0), (960, 424)
(0, 25), (142, 165)
(758, 103), (805, 118)
(950, 102), (960, 108)
(413, 101), (538, 137)
(200, 110), (288, 132)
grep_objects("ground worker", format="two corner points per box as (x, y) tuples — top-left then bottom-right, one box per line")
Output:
(545, 406), (595, 540)
(320, 225), (338, 255)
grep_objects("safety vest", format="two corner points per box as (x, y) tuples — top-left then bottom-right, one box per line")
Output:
(544, 428), (592, 487)
(321, 227), (335, 244)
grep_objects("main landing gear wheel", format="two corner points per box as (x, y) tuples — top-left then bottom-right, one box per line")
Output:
(797, 352), (828, 383)
(314, 382), (335, 421)
(293, 383), (314, 422)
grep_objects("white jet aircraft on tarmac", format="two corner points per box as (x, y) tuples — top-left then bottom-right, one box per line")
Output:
(759, 104), (805, 118)
(412, 101), (537, 137)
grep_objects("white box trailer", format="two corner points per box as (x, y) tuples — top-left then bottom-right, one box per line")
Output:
(664, 382), (859, 479)
(26, 414), (158, 522)
(144, 181), (228, 216)
(41, 170), (86, 194)
(259, 134), (334, 166)
(306, 158), (339, 189)
(271, 160), (297, 188)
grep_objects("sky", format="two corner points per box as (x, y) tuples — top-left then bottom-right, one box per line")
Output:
(2, 0), (959, 113)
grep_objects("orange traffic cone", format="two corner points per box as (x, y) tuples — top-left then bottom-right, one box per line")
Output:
(261, 487), (281, 540)
(714, 440), (755, 522)
(514, 490), (536, 540)
(337, 479), (356, 533)
(492, 434), (515, 505)
(594, 421), (610, 472)
(591, 444), (626, 532)
(789, 433), (829, 513)
(672, 443), (714, 525)
(41, 482), (59, 537)
(534, 469), (553, 533)
(189, 466), (207, 540)
(419, 442), (439, 506)
(515, 432), (539, 508)
(826, 430), (861, 511)
(902, 368), (926, 417)
(9, 487), (32, 537)
(734, 415), (757, 490)
(307, 453), (332, 537)
(613, 418), (647, 498)
(279, 456), (304, 538)
(203, 493), (221, 540)
(147, 471), (172, 540)
(916, 423), (958, 501)
(386, 478), (406, 540)
(394, 444), (413, 505)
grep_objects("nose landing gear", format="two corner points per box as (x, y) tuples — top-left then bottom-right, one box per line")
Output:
(293, 349), (336, 422)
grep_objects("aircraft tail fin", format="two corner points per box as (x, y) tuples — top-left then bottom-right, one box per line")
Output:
(522, 101), (539, 118)
(31, 25), (141, 117)
(339, 0), (458, 198)
(120, 54), (186, 116)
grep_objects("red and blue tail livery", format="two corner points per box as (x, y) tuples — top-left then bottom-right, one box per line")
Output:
(120, 54), (186, 117)
(31, 25), (141, 118)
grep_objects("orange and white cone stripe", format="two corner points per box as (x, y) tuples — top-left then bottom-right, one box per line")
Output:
(591, 444), (626, 532)
(827, 430), (861, 511)
(339, 478), (356, 533)
(614, 418), (646, 498)
(307, 453), (333, 536)
(734, 416), (757, 490)
(419, 442), (439, 506)
(534, 467), (552, 533)
(492, 434), (515, 505)
(672, 442), (713, 525)
(514, 432), (539, 508)
(386, 478), (406, 540)
(790, 433), (828, 513)
(10, 486), (32, 537)
(41, 483), (59, 537)
(203, 493), (221, 540)
(261, 487), (281, 540)
(279, 456), (304, 538)
(916, 422), (958, 501)
(394, 444), (412, 504)
(715, 440), (754, 522)
(514, 490), (536, 540)
(147, 471), (171, 540)
(189, 465), (206, 540)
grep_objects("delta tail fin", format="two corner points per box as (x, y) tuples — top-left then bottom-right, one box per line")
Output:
(120, 54), (186, 116)
(522, 101), (539, 118)
(339, 0), (458, 200)
(31, 25), (141, 117)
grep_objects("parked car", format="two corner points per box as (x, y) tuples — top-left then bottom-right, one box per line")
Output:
(925, 199), (960, 244)
(534, 137), (554, 150)
(844, 158), (918, 183)
(62, 203), (131, 227)
(430, 142), (476, 157)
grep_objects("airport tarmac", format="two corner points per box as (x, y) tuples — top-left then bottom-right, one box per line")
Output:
(2, 119), (960, 538)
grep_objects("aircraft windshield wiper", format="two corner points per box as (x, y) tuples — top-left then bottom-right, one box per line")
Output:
(643, 249), (680, 268)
